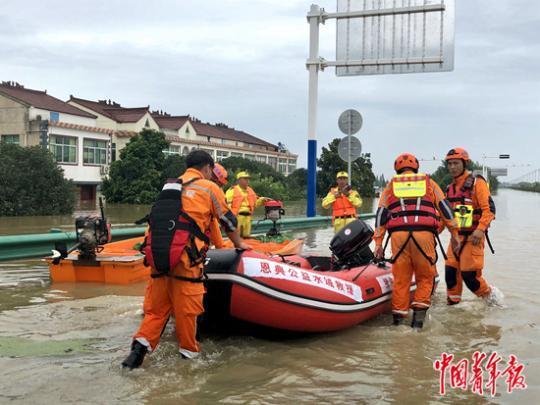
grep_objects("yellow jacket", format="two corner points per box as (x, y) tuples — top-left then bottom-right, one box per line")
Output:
(225, 186), (266, 215)
(322, 188), (362, 211)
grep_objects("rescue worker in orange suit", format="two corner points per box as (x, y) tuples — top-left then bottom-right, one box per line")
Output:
(208, 163), (229, 249)
(142, 162), (229, 315)
(444, 148), (503, 306)
(322, 171), (363, 233)
(123, 151), (250, 369)
(373, 153), (460, 328)
(225, 171), (269, 237)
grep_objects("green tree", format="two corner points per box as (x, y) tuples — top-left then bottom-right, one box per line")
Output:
(285, 168), (308, 200)
(317, 138), (376, 197)
(430, 161), (499, 191)
(102, 129), (169, 204)
(0, 143), (75, 216)
(161, 155), (186, 181)
(220, 156), (286, 183)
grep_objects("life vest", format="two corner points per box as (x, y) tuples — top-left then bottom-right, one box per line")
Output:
(330, 188), (357, 220)
(385, 173), (440, 233)
(142, 179), (210, 280)
(446, 174), (495, 236)
(231, 185), (257, 215)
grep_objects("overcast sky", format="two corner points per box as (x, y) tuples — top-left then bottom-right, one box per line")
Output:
(1, 0), (538, 179)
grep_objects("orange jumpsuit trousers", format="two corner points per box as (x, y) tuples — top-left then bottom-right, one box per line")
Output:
(445, 236), (490, 304)
(390, 231), (437, 317)
(135, 276), (204, 358)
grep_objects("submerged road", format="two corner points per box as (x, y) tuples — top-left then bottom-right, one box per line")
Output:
(0, 190), (538, 403)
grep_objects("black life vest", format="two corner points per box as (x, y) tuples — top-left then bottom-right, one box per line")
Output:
(142, 178), (210, 276)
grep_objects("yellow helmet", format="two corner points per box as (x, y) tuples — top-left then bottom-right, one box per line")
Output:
(236, 171), (251, 180)
(336, 171), (349, 179)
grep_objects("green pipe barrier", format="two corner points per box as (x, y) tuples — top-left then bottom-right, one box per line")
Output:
(0, 214), (375, 262)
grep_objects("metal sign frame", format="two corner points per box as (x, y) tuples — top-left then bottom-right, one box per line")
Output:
(305, 1), (455, 217)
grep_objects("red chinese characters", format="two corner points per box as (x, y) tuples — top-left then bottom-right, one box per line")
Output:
(434, 352), (527, 397)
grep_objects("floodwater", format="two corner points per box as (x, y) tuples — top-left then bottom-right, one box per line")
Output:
(0, 189), (538, 404)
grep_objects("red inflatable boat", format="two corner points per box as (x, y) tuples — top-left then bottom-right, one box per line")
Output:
(201, 220), (438, 333)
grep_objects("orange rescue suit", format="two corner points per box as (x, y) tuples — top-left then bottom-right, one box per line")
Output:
(444, 171), (495, 303)
(374, 172), (458, 317)
(135, 168), (235, 358)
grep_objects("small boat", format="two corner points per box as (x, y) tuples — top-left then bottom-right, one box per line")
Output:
(201, 220), (431, 334)
(47, 237), (304, 284)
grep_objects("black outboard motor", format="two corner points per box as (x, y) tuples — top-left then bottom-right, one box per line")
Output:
(330, 220), (374, 268)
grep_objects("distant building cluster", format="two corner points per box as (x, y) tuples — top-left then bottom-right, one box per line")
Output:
(0, 81), (297, 200)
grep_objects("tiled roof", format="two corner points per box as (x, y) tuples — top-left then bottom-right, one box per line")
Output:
(0, 82), (96, 118)
(105, 107), (149, 123)
(151, 113), (190, 130)
(190, 120), (277, 150)
(49, 120), (112, 134)
(69, 96), (149, 123)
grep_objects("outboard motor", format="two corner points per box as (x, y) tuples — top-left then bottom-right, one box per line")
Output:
(52, 198), (111, 263)
(330, 220), (374, 268)
(263, 200), (285, 236)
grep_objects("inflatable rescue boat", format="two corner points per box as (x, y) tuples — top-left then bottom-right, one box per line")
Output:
(201, 220), (433, 333)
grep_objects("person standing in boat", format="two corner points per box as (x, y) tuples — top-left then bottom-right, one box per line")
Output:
(443, 147), (503, 306)
(322, 171), (363, 233)
(373, 153), (460, 329)
(123, 151), (250, 369)
(225, 171), (270, 238)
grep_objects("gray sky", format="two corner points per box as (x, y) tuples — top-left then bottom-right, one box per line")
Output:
(1, 0), (538, 179)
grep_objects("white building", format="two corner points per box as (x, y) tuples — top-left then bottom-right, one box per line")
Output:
(68, 98), (298, 175)
(0, 82), (111, 200)
(0, 82), (299, 202)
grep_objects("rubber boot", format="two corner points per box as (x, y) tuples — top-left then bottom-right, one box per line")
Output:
(122, 340), (148, 369)
(411, 309), (427, 329)
(392, 314), (404, 326)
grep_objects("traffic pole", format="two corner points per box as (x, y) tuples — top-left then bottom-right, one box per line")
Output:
(306, 4), (320, 218)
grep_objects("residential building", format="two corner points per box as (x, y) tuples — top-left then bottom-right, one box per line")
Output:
(0, 82), (298, 202)
(0, 82), (111, 200)
(68, 97), (297, 175)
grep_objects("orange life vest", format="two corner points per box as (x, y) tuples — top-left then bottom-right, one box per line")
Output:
(231, 185), (257, 216)
(385, 174), (440, 233)
(330, 187), (357, 220)
(446, 174), (495, 236)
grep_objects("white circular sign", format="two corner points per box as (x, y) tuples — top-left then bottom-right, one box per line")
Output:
(338, 109), (363, 135)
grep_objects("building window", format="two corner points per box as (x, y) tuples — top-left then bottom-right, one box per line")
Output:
(163, 145), (181, 156)
(200, 148), (214, 158)
(50, 135), (77, 163)
(111, 143), (117, 161)
(185, 126), (190, 134)
(1, 134), (19, 144)
(244, 154), (255, 161)
(288, 158), (297, 174)
(145, 119), (150, 128)
(221, 138), (225, 144)
(216, 150), (229, 161)
(83, 139), (107, 165)
(182, 146), (190, 156)
(207, 136), (211, 142)
(267, 156), (277, 169)
(278, 158), (287, 174)
(231, 152), (243, 158)
(255, 155), (266, 163)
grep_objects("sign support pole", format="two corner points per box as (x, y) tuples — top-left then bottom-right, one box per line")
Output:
(306, 4), (320, 218)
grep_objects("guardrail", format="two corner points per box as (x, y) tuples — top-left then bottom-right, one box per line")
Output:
(0, 214), (375, 262)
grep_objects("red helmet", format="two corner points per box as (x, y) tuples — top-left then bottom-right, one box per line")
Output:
(212, 163), (228, 186)
(445, 147), (470, 163)
(394, 153), (419, 173)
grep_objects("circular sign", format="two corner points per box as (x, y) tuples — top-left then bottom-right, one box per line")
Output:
(338, 136), (362, 162)
(338, 109), (363, 135)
